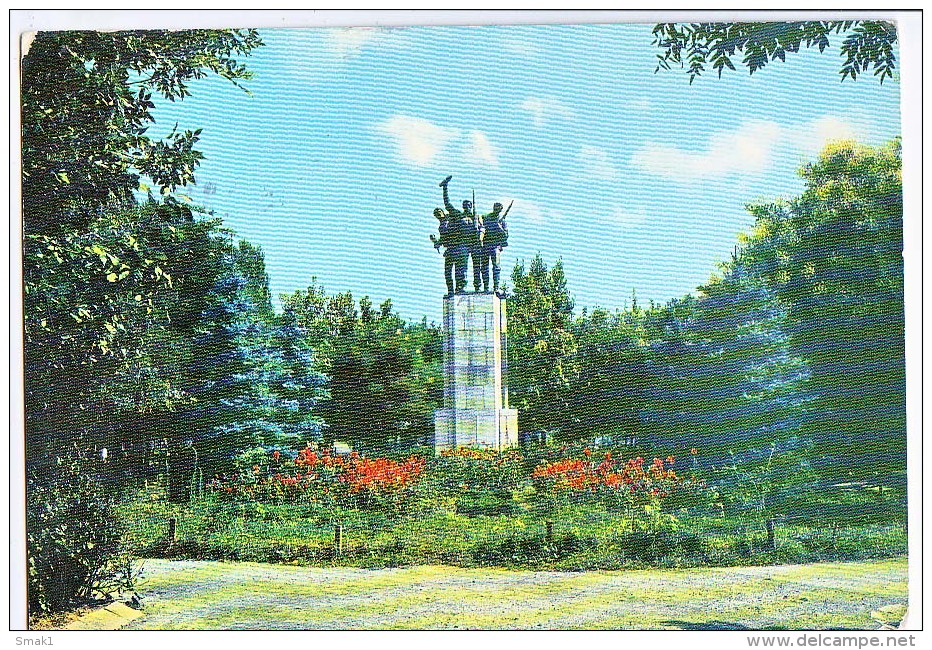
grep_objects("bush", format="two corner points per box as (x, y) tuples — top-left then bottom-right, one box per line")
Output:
(472, 531), (595, 567)
(413, 448), (523, 517)
(456, 488), (515, 516)
(610, 530), (707, 564)
(26, 452), (124, 615)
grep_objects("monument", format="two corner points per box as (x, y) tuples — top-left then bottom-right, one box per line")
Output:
(431, 176), (519, 452)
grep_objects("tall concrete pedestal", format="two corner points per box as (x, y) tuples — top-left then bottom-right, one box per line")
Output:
(434, 293), (518, 452)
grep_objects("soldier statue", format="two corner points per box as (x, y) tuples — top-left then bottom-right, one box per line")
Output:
(439, 174), (475, 225)
(431, 175), (508, 296)
(430, 206), (469, 295)
(473, 201), (510, 295)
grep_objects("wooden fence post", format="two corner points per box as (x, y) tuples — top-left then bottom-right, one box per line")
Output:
(766, 518), (776, 550)
(334, 524), (344, 557)
(545, 520), (554, 543)
(168, 517), (177, 547)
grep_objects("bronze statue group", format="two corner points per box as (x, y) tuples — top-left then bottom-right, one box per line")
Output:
(430, 175), (511, 297)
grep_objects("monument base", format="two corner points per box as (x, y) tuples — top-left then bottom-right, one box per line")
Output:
(434, 407), (518, 453)
(432, 292), (518, 453)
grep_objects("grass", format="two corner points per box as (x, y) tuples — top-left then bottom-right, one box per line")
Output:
(116, 489), (907, 571)
(124, 557), (909, 630)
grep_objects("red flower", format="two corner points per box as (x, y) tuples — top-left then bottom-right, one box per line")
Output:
(272, 450), (281, 461)
(583, 448), (592, 457)
(339, 454), (425, 493)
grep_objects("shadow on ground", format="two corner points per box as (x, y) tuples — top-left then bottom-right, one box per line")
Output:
(663, 620), (752, 630)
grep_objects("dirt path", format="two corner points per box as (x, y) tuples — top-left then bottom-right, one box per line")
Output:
(124, 557), (907, 630)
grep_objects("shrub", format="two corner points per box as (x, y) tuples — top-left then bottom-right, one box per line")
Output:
(610, 530), (707, 564)
(472, 531), (595, 567)
(413, 447), (524, 517)
(209, 447), (426, 512)
(532, 452), (703, 532)
(26, 451), (124, 615)
(456, 488), (516, 516)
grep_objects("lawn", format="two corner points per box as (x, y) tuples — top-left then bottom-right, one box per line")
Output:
(124, 557), (908, 630)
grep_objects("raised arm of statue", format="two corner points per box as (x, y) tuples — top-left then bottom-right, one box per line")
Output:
(439, 175), (458, 217)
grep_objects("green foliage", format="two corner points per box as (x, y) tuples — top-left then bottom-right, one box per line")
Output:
(117, 489), (905, 571)
(508, 256), (579, 438)
(640, 261), (810, 458)
(608, 530), (707, 564)
(26, 449), (124, 615)
(282, 285), (442, 453)
(233, 240), (275, 322)
(568, 306), (654, 442)
(117, 436), (904, 570)
(509, 140), (903, 491)
(714, 440), (818, 521)
(652, 21), (898, 84)
(24, 199), (220, 466)
(18, 28), (340, 614)
(191, 270), (328, 469)
(742, 139), (904, 480)
(472, 531), (594, 567)
(21, 29), (262, 234)
(21, 28), (279, 483)
(416, 448), (525, 516)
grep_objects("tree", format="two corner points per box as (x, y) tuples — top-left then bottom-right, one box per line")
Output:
(281, 286), (442, 453)
(652, 21), (898, 84)
(508, 256), (579, 439)
(233, 240), (274, 322)
(568, 305), (654, 444)
(265, 308), (330, 447)
(21, 29), (262, 235)
(23, 198), (213, 468)
(324, 316), (441, 453)
(19, 29), (323, 502)
(741, 139), (904, 482)
(640, 257), (811, 460)
(22, 29), (264, 472)
(163, 236), (329, 484)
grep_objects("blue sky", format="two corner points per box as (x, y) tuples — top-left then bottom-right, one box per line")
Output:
(150, 23), (901, 323)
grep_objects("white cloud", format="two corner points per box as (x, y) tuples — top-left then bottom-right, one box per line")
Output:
(324, 27), (411, 58)
(579, 145), (618, 181)
(631, 120), (782, 181)
(466, 130), (499, 168)
(519, 96), (574, 128)
(630, 116), (869, 183)
(792, 116), (865, 156)
(495, 198), (548, 224)
(376, 115), (460, 167)
(376, 117), (501, 169)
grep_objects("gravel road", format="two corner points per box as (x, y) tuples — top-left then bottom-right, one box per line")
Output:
(125, 557), (907, 630)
